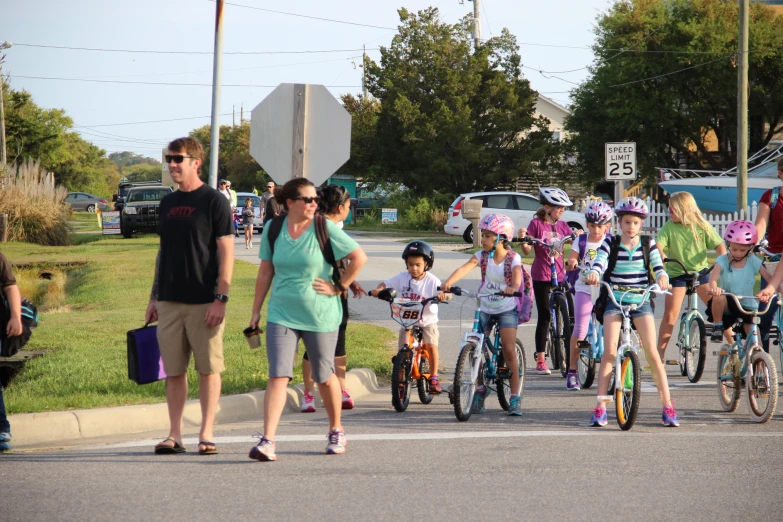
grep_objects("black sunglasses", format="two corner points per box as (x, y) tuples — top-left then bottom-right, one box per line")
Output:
(165, 154), (194, 164)
(295, 196), (320, 204)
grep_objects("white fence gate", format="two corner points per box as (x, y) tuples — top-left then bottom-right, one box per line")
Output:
(574, 197), (759, 238)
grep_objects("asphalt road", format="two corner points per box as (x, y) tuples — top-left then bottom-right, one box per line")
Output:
(4, 232), (783, 521)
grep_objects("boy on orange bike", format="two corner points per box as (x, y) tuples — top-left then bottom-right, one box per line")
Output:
(369, 241), (450, 393)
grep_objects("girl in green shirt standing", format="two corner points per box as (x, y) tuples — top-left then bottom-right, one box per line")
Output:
(655, 192), (726, 362)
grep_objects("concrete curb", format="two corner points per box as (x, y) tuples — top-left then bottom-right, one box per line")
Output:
(10, 368), (380, 447)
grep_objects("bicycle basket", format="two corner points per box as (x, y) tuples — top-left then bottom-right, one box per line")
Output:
(390, 299), (425, 328)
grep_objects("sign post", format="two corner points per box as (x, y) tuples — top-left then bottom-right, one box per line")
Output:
(605, 142), (637, 231)
(249, 83), (352, 186)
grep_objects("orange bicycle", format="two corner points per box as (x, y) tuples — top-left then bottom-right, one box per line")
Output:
(376, 288), (441, 412)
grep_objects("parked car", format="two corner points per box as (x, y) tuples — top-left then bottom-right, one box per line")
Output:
(120, 185), (174, 238)
(65, 192), (109, 212)
(234, 192), (263, 232)
(113, 181), (163, 211)
(445, 191), (587, 243)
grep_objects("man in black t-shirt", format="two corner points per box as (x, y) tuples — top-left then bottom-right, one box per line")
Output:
(145, 137), (234, 456)
(0, 251), (22, 452)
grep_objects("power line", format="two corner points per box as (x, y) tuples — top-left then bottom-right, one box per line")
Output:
(13, 75), (359, 88)
(607, 55), (730, 88)
(13, 42), (379, 56)
(216, 1), (396, 30)
(80, 113), (233, 128)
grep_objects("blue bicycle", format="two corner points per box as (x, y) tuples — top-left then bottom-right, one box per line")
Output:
(521, 234), (576, 377)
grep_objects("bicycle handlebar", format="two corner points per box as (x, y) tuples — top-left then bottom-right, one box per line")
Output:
(438, 285), (522, 298)
(663, 257), (690, 274)
(519, 234), (576, 251)
(598, 281), (671, 308)
(718, 293), (778, 317)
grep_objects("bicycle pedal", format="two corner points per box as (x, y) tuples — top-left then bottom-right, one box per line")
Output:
(597, 395), (614, 403)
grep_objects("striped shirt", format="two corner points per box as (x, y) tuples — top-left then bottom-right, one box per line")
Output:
(588, 236), (667, 304)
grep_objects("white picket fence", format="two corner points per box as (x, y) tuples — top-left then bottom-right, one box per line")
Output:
(574, 196), (759, 237)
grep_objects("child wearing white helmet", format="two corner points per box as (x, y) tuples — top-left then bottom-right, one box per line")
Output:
(518, 187), (577, 375)
(442, 214), (524, 416)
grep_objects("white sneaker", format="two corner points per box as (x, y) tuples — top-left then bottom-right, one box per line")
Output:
(249, 241), (253, 248)
(325, 428), (346, 455)
(301, 391), (316, 413)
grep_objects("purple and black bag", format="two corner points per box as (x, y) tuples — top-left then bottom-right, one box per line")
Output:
(127, 323), (166, 385)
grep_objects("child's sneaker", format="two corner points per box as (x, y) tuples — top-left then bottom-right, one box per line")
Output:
(508, 394), (523, 416)
(662, 405), (680, 427)
(325, 428), (347, 455)
(710, 324), (724, 342)
(341, 389), (354, 410)
(590, 407), (608, 427)
(535, 359), (552, 375)
(301, 391), (316, 413)
(248, 435), (277, 461)
(566, 370), (581, 391)
(429, 376), (443, 394)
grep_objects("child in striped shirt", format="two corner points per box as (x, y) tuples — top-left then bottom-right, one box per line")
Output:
(585, 197), (679, 428)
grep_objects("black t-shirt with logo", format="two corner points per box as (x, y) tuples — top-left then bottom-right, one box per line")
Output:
(158, 184), (233, 304)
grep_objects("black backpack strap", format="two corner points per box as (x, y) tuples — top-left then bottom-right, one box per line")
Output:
(266, 215), (286, 259)
(641, 235), (653, 284)
(314, 214), (342, 287)
(602, 235), (622, 282)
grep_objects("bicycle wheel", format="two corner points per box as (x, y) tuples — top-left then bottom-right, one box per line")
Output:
(615, 350), (641, 431)
(391, 350), (412, 412)
(417, 353), (434, 404)
(746, 351), (778, 423)
(497, 339), (527, 411)
(685, 317), (707, 383)
(453, 343), (478, 422)
(552, 294), (571, 377)
(577, 346), (595, 389)
(716, 350), (741, 413)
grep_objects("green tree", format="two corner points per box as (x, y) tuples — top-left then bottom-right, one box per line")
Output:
(366, 7), (560, 196)
(564, 0), (783, 185)
(339, 94), (382, 179)
(108, 151), (159, 169)
(190, 121), (269, 191)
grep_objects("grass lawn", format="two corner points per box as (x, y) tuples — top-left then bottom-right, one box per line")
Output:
(3, 233), (395, 414)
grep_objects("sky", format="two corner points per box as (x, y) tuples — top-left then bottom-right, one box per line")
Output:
(0, 0), (613, 160)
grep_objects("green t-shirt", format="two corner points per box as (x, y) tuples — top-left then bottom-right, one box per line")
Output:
(259, 217), (359, 332)
(656, 220), (722, 277)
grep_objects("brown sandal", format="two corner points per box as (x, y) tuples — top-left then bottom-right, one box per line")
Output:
(198, 441), (218, 455)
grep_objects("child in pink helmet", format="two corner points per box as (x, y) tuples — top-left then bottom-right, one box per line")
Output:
(708, 220), (773, 343)
(442, 213), (524, 416)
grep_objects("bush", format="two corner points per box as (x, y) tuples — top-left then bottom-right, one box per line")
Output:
(0, 159), (71, 245)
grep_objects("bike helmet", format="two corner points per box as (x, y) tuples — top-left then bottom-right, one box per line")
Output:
(723, 220), (757, 245)
(585, 201), (613, 225)
(478, 214), (515, 240)
(538, 187), (573, 207)
(402, 241), (435, 270)
(614, 196), (649, 218)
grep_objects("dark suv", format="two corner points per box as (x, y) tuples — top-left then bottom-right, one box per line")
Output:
(120, 185), (173, 238)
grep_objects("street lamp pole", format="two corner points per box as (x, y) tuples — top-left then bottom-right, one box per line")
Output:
(0, 41), (12, 168)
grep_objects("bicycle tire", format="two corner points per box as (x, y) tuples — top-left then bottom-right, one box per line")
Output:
(417, 353), (434, 404)
(615, 350), (641, 431)
(391, 350), (412, 412)
(553, 293), (571, 377)
(746, 350), (778, 423)
(716, 350), (741, 413)
(678, 314), (688, 376)
(685, 317), (707, 383)
(577, 350), (595, 389)
(453, 343), (478, 422)
(497, 339), (527, 411)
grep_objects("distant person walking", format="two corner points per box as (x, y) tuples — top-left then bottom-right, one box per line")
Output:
(261, 181), (275, 220)
(247, 178), (367, 461)
(0, 251), (24, 453)
(242, 197), (255, 249)
(251, 185), (259, 196)
(145, 137), (234, 456)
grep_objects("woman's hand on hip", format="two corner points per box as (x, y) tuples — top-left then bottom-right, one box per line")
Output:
(313, 277), (340, 296)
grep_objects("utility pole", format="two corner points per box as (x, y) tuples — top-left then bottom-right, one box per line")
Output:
(0, 41), (11, 168)
(737, 0), (749, 211)
(362, 44), (368, 100)
(470, 0), (481, 48)
(208, 0), (225, 189)
(232, 104), (235, 127)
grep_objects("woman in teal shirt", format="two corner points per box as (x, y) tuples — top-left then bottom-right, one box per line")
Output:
(248, 178), (367, 461)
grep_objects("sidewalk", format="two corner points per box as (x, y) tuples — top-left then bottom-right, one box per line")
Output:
(9, 368), (380, 449)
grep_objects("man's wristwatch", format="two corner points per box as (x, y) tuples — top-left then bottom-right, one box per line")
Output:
(215, 293), (229, 303)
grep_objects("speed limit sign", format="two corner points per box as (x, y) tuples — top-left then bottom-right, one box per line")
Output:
(605, 142), (637, 181)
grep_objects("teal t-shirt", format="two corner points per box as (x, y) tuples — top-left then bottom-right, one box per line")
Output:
(716, 254), (762, 310)
(259, 217), (360, 332)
